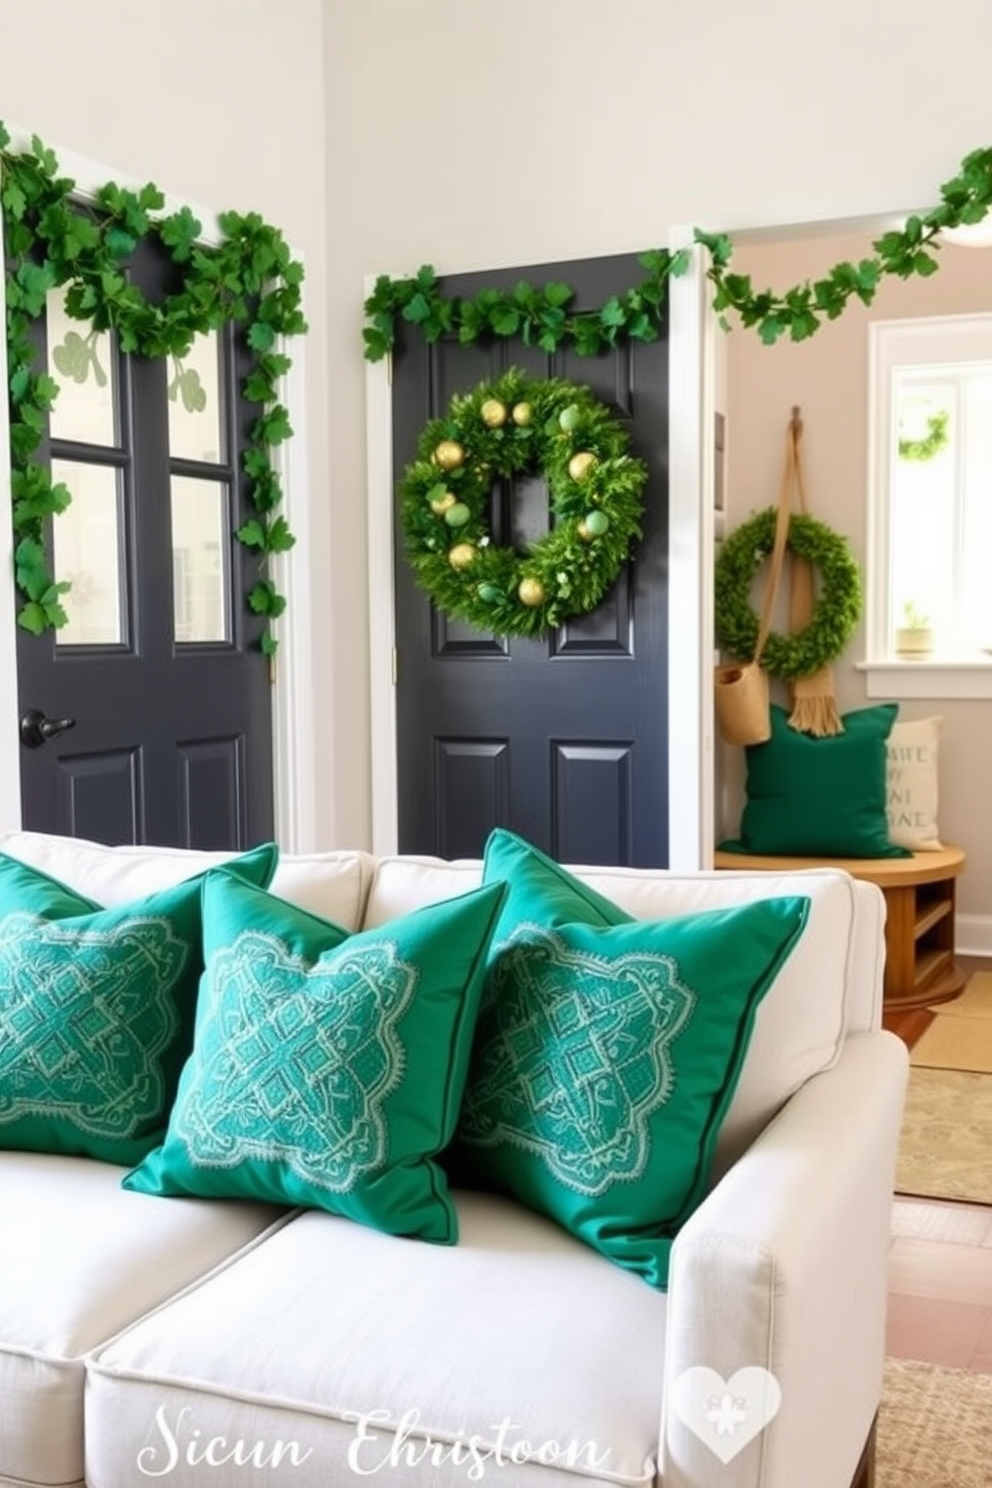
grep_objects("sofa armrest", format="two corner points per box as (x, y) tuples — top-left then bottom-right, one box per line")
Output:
(663, 1030), (909, 1488)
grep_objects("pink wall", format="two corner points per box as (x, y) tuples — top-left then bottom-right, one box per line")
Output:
(722, 230), (992, 927)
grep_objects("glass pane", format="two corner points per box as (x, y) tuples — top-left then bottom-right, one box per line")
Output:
(171, 477), (229, 643)
(51, 460), (123, 645)
(167, 332), (223, 463)
(890, 377), (956, 645)
(46, 289), (118, 447)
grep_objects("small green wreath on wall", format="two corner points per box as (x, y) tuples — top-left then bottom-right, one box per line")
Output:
(399, 368), (648, 638)
(2, 125), (307, 653)
(714, 508), (862, 680)
(898, 409), (950, 461)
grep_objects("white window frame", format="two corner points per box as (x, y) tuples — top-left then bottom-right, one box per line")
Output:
(860, 311), (992, 701)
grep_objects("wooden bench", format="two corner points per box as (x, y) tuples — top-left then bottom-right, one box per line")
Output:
(712, 845), (966, 1011)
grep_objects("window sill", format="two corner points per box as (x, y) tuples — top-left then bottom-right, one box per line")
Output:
(857, 656), (992, 700)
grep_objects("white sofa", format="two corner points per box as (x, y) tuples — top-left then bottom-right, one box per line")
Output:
(0, 830), (908, 1488)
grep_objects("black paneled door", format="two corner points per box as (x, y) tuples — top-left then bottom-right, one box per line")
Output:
(16, 238), (274, 849)
(392, 253), (669, 867)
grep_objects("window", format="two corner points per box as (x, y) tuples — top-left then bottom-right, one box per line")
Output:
(865, 313), (992, 699)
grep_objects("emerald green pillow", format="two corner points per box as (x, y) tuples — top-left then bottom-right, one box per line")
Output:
(482, 827), (633, 931)
(125, 869), (507, 1243)
(721, 703), (911, 859)
(0, 842), (277, 1165)
(452, 830), (809, 1288)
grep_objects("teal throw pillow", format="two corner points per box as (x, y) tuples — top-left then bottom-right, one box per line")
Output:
(452, 830), (810, 1288)
(0, 842), (278, 1164)
(125, 868), (508, 1243)
(721, 703), (910, 859)
(482, 827), (632, 931)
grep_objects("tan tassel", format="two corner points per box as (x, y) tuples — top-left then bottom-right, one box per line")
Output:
(788, 669), (844, 736)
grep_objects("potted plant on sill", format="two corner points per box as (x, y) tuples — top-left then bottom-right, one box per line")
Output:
(895, 601), (934, 660)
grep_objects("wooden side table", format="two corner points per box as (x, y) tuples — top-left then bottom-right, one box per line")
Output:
(712, 845), (966, 1011)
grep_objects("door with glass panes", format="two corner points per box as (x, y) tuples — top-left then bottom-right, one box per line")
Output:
(16, 237), (274, 848)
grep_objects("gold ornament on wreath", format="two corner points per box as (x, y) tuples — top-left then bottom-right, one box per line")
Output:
(398, 368), (649, 638)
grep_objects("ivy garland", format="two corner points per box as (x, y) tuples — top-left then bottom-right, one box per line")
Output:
(697, 146), (992, 346)
(1, 124), (307, 652)
(714, 509), (862, 681)
(363, 146), (992, 360)
(399, 369), (648, 638)
(898, 409), (950, 462)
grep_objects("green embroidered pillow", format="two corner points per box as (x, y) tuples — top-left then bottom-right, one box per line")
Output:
(452, 829), (809, 1288)
(482, 827), (633, 930)
(125, 868), (507, 1243)
(720, 703), (911, 859)
(0, 842), (277, 1165)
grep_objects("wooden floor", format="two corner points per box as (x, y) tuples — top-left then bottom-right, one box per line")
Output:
(889, 1197), (992, 1368)
(886, 955), (992, 1371)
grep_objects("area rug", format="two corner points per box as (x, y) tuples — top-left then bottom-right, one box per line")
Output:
(911, 972), (992, 1074)
(896, 1066), (992, 1205)
(878, 1358), (992, 1487)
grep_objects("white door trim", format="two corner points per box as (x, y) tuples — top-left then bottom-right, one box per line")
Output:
(365, 250), (713, 868)
(0, 127), (313, 849)
(666, 229), (715, 870)
(365, 330), (398, 856)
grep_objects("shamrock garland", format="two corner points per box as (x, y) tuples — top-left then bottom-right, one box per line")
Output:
(399, 369), (648, 638)
(2, 125), (307, 652)
(714, 509), (862, 681)
(364, 251), (687, 363)
(364, 146), (992, 360)
(697, 146), (992, 346)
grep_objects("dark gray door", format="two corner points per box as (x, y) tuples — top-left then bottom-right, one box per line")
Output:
(392, 253), (669, 867)
(16, 239), (274, 849)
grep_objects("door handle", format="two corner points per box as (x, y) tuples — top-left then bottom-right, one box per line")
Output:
(20, 708), (77, 749)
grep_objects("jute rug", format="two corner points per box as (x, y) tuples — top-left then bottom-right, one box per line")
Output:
(911, 973), (992, 1074)
(878, 1359), (992, 1487)
(895, 972), (992, 1204)
(896, 1066), (992, 1205)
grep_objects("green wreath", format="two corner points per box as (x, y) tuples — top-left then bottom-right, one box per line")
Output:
(715, 508), (862, 680)
(399, 368), (648, 638)
(898, 409), (950, 462)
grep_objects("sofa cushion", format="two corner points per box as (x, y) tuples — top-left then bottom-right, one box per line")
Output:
(363, 853), (866, 1179)
(0, 1150), (286, 1488)
(0, 844), (276, 1165)
(449, 831), (809, 1287)
(362, 851), (483, 928)
(85, 1193), (666, 1488)
(125, 870), (507, 1242)
(0, 829), (375, 930)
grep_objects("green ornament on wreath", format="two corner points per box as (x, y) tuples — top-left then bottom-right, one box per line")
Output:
(715, 508), (862, 680)
(398, 368), (648, 638)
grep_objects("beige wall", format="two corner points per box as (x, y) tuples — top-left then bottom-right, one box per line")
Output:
(722, 232), (992, 921)
(4, 0), (992, 854)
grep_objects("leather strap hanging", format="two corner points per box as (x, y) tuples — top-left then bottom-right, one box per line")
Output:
(755, 419), (797, 671)
(785, 408), (844, 737)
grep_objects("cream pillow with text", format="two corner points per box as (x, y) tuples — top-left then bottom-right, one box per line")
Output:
(886, 715), (942, 851)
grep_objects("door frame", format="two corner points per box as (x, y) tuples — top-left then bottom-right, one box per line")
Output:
(365, 237), (717, 866)
(0, 127), (317, 850)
